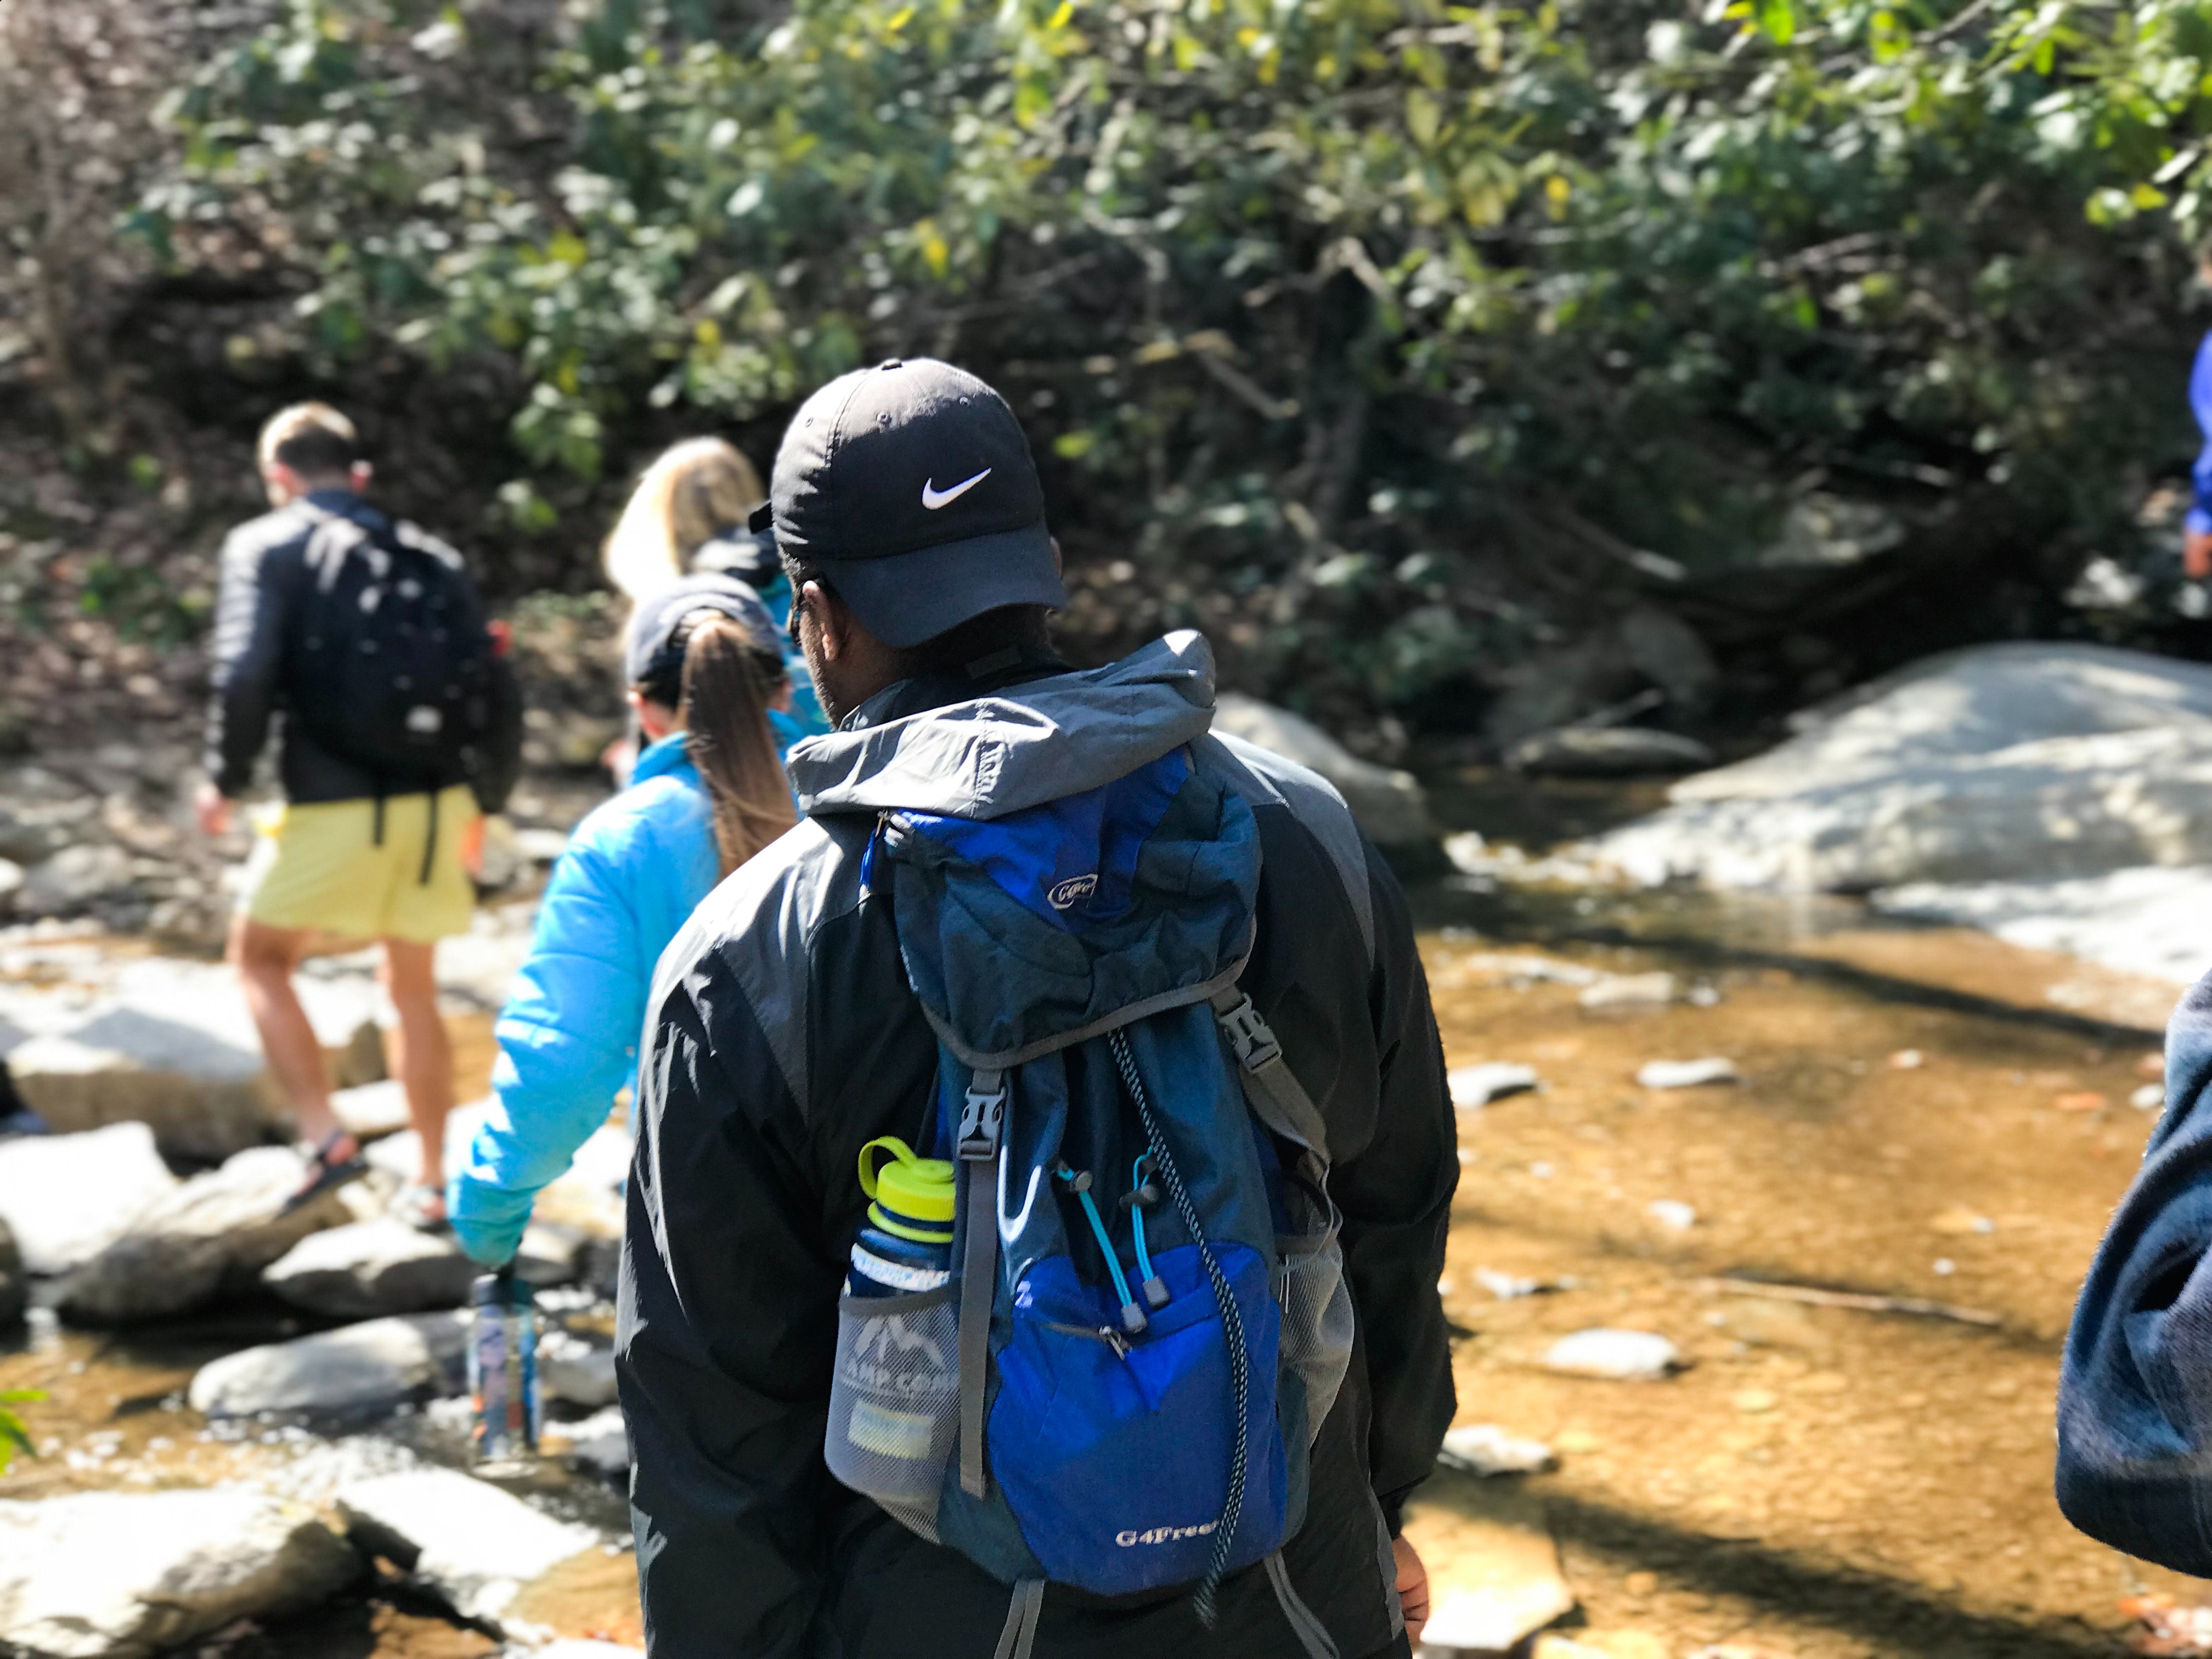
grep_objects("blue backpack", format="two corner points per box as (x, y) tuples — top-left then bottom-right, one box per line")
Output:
(822, 745), (1356, 1656)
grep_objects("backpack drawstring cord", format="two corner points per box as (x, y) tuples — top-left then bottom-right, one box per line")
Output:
(1108, 1027), (1249, 1628)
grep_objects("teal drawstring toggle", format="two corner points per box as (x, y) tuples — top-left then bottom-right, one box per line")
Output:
(1121, 1154), (1171, 1311)
(1056, 1161), (1148, 1335)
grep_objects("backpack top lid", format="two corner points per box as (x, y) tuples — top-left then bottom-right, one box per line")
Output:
(791, 632), (1256, 1068)
(880, 748), (1261, 1069)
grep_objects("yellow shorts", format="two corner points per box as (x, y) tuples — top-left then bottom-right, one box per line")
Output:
(238, 785), (479, 944)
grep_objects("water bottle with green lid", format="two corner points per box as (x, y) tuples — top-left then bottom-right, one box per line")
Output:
(848, 1137), (956, 1297)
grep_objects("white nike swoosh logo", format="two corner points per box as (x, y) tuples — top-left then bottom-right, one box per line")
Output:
(921, 467), (991, 510)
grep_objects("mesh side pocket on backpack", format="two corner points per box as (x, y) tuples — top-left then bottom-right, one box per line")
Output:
(825, 1285), (959, 1538)
(1275, 1229), (1354, 1443)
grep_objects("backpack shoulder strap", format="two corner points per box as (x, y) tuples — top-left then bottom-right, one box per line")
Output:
(1210, 986), (1330, 1169)
(955, 1065), (1007, 1499)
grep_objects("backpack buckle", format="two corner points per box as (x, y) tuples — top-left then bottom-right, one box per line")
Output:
(957, 1069), (1006, 1161)
(1216, 995), (1283, 1073)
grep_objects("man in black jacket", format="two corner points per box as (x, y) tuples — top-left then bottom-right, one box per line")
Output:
(198, 403), (521, 1219)
(617, 360), (1455, 1658)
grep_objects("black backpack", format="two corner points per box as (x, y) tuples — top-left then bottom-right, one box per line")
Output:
(287, 505), (498, 788)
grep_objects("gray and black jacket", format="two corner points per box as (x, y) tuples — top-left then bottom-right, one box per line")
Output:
(204, 489), (522, 810)
(616, 633), (1457, 1659)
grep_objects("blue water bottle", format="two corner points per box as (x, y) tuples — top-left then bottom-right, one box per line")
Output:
(848, 1138), (955, 1297)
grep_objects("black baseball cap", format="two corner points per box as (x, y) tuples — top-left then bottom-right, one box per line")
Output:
(624, 573), (782, 690)
(759, 358), (1066, 649)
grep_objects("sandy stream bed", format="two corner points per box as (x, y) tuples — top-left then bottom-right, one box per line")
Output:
(4, 915), (2209, 1657)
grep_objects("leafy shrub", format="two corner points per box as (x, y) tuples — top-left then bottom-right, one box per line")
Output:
(90, 0), (2212, 728)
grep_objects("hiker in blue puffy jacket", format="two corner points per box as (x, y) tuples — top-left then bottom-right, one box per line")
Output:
(2188, 318), (2212, 581)
(447, 576), (802, 1266)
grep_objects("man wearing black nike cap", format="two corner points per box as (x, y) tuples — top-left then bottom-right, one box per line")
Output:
(618, 359), (1455, 1659)
(753, 356), (1073, 722)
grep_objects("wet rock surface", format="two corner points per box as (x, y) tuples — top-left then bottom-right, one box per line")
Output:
(0, 1216), (23, 1328)
(58, 1147), (350, 1325)
(0, 957), (383, 1160)
(1597, 642), (2212, 891)
(335, 1468), (599, 1624)
(263, 1220), (481, 1320)
(190, 1312), (471, 1420)
(0, 1122), (177, 1276)
(0, 1489), (359, 1659)
(1211, 692), (1432, 844)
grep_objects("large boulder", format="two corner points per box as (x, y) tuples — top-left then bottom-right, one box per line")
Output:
(0, 1123), (178, 1276)
(334, 1469), (598, 1624)
(0, 1490), (358, 1659)
(0, 958), (383, 1162)
(1211, 693), (1431, 844)
(1595, 643), (2212, 891)
(0, 1217), (24, 1327)
(263, 1218), (481, 1320)
(58, 1146), (349, 1324)
(189, 1310), (470, 1419)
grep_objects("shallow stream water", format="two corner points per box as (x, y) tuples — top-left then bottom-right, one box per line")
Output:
(6, 769), (2205, 1657)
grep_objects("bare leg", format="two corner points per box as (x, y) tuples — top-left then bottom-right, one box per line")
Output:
(381, 937), (452, 1206)
(230, 915), (349, 1153)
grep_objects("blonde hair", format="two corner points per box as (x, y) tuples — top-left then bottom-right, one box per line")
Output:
(676, 615), (798, 876)
(256, 402), (360, 476)
(603, 438), (766, 601)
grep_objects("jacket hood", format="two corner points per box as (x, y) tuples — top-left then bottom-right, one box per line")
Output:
(787, 632), (1217, 822)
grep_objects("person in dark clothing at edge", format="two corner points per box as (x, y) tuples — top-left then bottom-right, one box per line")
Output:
(616, 358), (1457, 1659)
(2056, 968), (2212, 1567)
(199, 403), (522, 1221)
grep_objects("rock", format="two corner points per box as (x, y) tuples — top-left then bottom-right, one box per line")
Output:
(1443, 951), (1601, 988)
(1211, 693), (1432, 844)
(334, 1468), (599, 1623)
(1646, 1199), (1697, 1231)
(366, 1099), (495, 1189)
(190, 1311), (471, 1419)
(1403, 1479), (1575, 1653)
(1929, 1207), (1994, 1236)
(59, 1146), (349, 1324)
(19, 845), (139, 918)
(1871, 865), (2212, 988)
(1596, 642), (2212, 891)
(1635, 1058), (1739, 1090)
(1449, 1063), (1540, 1109)
(552, 1405), (630, 1475)
(264, 1218), (480, 1319)
(0, 1217), (23, 1327)
(1507, 727), (1717, 777)
(1620, 606), (1720, 716)
(1475, 1267), (1567, 1300)
(537, 1645), (642, 1659)
(0, 858), (21, 911)
(1579, 973), (1677, 1011)
(1888, 1048), (1924, 1069)
(2135, 1083), (2166, 1111)
(1437, 1423), (1557, 1477)
(0, 1122), (177, 1275)
(0, 1489), (358, 1659)
(0, 958), (383, 1161)
(543, 1338), (618, 1409)
(332, 1080), (414, 1142)
(1534, 1633), (1672, 1659)
(1541, 1329), (1684, 1380)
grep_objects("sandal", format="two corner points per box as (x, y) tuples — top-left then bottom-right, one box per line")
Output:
(391, 1182), (451, 1234)
(279, 1131), (369, 1218)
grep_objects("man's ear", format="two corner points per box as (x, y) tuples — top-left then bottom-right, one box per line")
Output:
(349, 461), (374, 492)
(802, 580), (846, 663)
